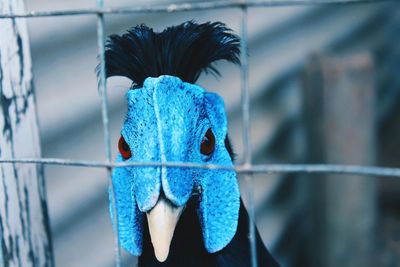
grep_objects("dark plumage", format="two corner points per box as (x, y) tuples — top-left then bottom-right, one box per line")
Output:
(224, 136), (236, 161)
(103, 21), (240, 88)
(139, 198), (280, 267)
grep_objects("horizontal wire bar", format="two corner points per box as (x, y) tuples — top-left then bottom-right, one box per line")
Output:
(1, 158), (400, 177)
(0, 0), (397, 19)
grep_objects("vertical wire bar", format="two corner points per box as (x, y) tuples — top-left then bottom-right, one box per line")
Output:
(96, 0), (121, 266)
(240, 5), (258, 267)
(240, 7), (252, 166)
(245, 174), (257, 267)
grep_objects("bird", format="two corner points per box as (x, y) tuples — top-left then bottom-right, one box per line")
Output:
(102, 21), (281, 267)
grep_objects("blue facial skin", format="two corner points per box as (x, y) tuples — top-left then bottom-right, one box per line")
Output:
(110, 75), (240, 256)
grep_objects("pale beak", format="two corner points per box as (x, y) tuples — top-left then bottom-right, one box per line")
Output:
(146, 196), (184, 262)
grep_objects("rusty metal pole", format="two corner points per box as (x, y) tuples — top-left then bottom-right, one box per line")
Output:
(0, 0), (54, 266)
(303, 53), (377, 267)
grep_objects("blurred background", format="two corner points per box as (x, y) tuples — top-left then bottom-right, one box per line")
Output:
(21, 0), (400, 266)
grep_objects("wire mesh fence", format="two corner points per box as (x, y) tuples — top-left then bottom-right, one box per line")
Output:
(1, 0), (400, 267)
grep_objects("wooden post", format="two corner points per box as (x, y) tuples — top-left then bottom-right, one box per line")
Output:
(0, 0), (54, 266)
(303, 54), (377, 267)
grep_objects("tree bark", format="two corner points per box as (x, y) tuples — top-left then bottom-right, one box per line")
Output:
(0, 0), (54, 266)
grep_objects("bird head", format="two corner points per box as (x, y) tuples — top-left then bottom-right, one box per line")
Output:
(102, 21), (241, 262)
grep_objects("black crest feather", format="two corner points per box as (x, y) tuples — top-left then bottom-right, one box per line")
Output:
(101, 21), (241, 88)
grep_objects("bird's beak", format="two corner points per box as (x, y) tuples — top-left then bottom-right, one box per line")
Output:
(146, 196), (184, 262)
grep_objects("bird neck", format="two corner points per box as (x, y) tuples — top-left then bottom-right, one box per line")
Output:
(138, 198), (280, 267)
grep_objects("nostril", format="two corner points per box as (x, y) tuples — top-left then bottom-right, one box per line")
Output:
(192, 183), (203, 204)
(192, 184), (202, 195)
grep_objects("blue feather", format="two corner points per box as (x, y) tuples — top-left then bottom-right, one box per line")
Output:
(112, 75), (239, 254)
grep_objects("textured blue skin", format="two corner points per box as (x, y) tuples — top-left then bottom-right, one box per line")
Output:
(111, 75), (240, 256)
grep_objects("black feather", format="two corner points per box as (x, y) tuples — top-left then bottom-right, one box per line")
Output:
(139, 198), (281, 267)
(225, 136), (236, 161)
(101, 21), (241, 88)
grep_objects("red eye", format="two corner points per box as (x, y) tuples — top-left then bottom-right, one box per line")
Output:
(118, 135), (131, 160)
(200, 129), (215, 156)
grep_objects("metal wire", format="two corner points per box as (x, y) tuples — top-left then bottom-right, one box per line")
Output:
(96, 0), (121, 265)
(1, 158), (400, 177)
(239, 5), (258, 267)
(0, 0), (398, 19)
(241, 8), (252, 167)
